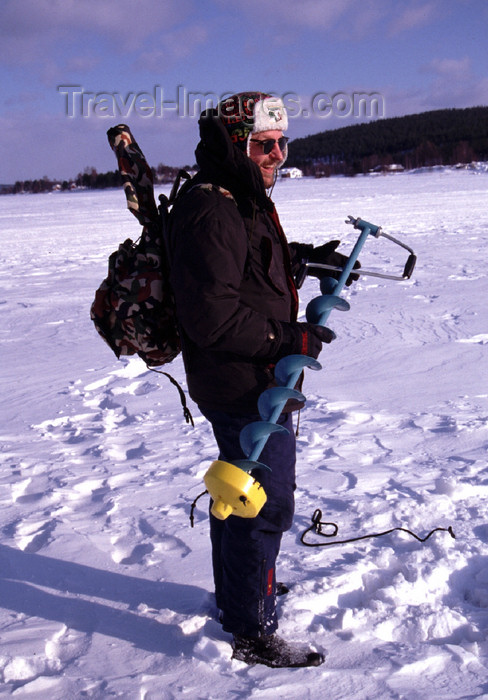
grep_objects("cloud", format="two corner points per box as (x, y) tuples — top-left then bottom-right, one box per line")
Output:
(65, 56), (102, 74)
(388, 1), (439, 36)
(421, 56), (488, 108)
(385, 55), (488, 117)
(267, 0), (357, 29)
(4, 91), (45, 109)
(0, 0), (194, 63)
(212, 0), (440, 39)
(424, 56), (471, 81)
(135, 25), (209, 73)
(213, 0), (358, 32)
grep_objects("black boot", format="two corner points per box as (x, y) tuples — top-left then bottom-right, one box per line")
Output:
(276, 582), (290, 596)
(232, 633), (325, 668)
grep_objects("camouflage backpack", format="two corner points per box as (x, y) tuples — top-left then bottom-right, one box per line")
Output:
(90, 124), (193, 423)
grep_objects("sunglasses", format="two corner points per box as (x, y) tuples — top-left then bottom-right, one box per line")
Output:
(249, 136), (289, 154)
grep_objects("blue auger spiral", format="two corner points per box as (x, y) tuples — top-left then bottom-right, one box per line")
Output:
(236, 216), (388, 473)
(204, 215), (416, 519)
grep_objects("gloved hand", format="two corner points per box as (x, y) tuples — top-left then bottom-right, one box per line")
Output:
(308, 240), (361, 286)
(273, 321), (336, 360)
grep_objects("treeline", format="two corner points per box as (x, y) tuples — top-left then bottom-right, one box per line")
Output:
(287, 106), (488, 176)
(7, 169), (122, 194)
(5, 106), (488, 193)
(6, 163), (191, 195)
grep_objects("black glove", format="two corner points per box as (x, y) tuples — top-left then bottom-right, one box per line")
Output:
(308, 240), (361, 286)
(273, 321), (335, 360)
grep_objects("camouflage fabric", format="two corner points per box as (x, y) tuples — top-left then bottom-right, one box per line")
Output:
(90, 124), (180, 367)
(108, 124), (159, 227)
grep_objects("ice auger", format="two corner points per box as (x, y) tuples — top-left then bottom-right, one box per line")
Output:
(204, 216), (416, 520)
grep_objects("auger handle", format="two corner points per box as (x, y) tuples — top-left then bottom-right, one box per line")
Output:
(403, 253), (417, 280)
(306, 218), (417, 285)
(316, 217), (377, 326)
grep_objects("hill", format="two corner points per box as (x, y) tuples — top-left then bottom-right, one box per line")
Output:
(287, 106), (488, 176)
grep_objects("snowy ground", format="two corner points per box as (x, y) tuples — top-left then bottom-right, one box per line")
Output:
(1, 168), (487, 699)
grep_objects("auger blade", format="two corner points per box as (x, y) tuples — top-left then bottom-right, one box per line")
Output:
(274, 354), (322, 387)
(306, 294), (350, 324)
(233, 458), (272, 473)
(258, 387), (306, 421)
(239, 421), (289, 458)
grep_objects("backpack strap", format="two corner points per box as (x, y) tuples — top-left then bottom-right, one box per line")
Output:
(158, 169), (192, 234)
(148, 367), (194, 426)
(169, 169), (192, 204)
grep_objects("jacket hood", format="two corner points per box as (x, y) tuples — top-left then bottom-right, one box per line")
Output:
(195, 109), (271, 209)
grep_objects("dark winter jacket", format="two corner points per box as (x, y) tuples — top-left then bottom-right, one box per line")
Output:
(165, 112), (310, 413)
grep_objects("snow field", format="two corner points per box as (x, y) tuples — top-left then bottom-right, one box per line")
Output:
(0, 169), (487, 698)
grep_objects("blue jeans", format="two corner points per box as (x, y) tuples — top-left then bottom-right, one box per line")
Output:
(200, 408), (296, 638)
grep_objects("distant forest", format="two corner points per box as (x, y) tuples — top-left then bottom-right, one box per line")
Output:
(286, 106), (488, 176)
(5, 105), (488, 193)
(5, 163), (188, 195)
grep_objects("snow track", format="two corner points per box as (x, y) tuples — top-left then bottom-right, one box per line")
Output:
(1, 170), (488, 698)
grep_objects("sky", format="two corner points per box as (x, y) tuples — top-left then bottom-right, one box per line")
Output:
(1, 0), (487, 183)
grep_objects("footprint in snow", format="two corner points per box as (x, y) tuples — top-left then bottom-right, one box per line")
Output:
(14, 518), (58, 553)
(2, 624), (91, 687)
(117, 543), (155, 566)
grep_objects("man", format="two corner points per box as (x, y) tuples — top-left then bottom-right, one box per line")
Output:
(165, 92), (357, 668)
